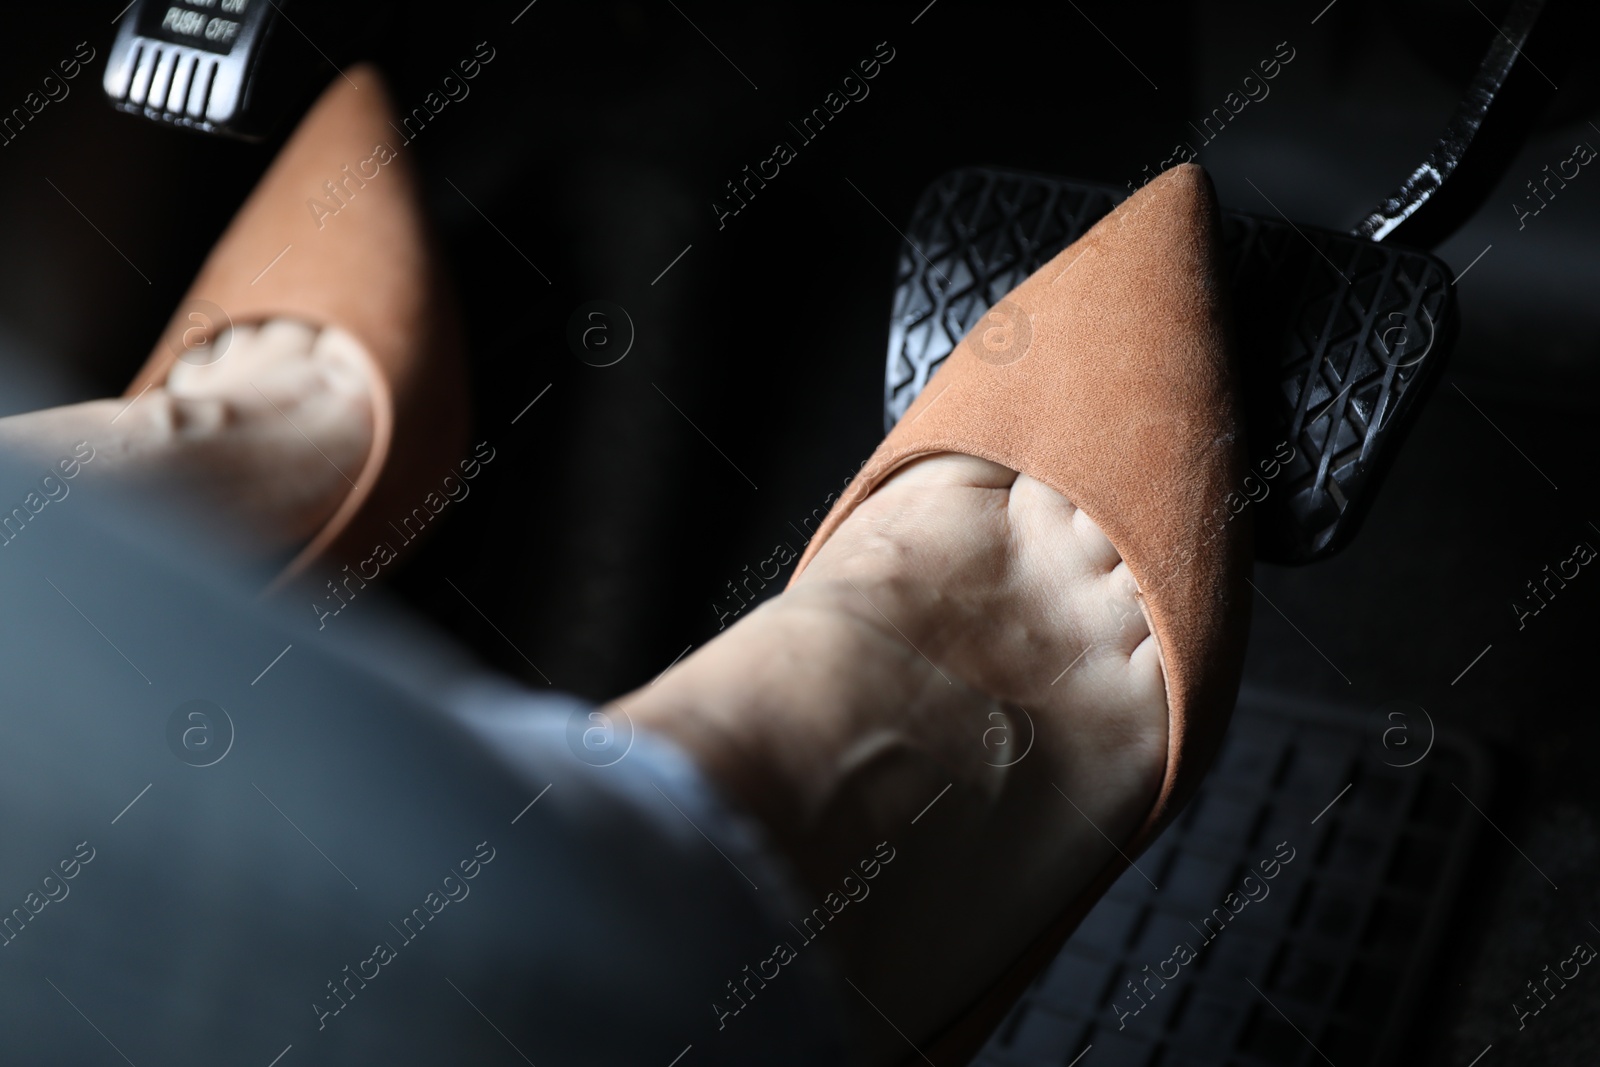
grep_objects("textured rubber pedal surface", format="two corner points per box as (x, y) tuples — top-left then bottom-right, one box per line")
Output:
(971, 687), (1489, 1067)
(885, 168), (1459, 563)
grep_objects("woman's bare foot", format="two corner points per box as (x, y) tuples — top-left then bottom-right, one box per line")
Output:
(0, 318), (372, 558)
(627, 451), (1171, 1062)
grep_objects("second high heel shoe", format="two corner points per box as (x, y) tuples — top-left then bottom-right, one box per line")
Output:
(791, 162), (1252, 1062)
(126, 63), (468, 589)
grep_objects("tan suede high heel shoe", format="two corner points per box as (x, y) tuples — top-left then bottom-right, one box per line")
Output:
(127, 63), (467, 589)
(790, 163), (1252, 1061)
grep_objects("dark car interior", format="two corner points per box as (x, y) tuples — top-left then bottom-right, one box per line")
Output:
(1, 1), (1596, 1063)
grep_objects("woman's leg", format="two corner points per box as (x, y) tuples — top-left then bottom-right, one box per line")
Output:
(628, 452), (1170, 1063)
(0, 453), (843, 1067)
(0, 319), (372, 557)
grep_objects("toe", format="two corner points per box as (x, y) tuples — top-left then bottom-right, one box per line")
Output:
(254, 317), (319, 354)
(311, 325), (378, 398)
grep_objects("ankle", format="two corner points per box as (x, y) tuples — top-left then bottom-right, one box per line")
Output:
(629, 589), (997, 886)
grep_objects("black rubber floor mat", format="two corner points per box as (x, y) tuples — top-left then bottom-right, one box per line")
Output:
(885, 168), (1458, 564)
(971, 686), (1489, 1067)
